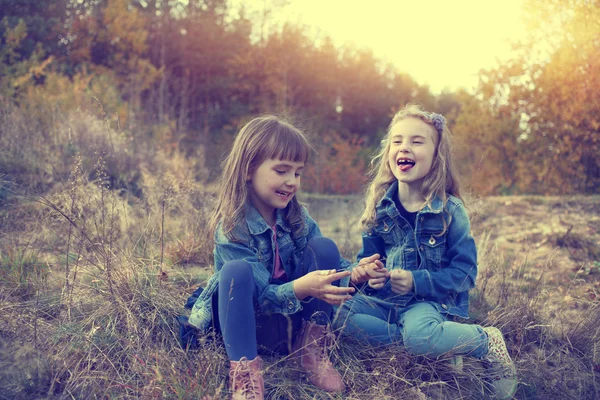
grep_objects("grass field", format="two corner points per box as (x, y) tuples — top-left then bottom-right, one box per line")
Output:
(1, 184), (599, 399)
(1, 102), (599, 399)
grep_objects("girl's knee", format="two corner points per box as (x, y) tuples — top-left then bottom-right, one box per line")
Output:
(306, 237), (340, 270)
(402, 320), (443, 356)
(220, 260), (253, 283)
(307, 237), (337, 255)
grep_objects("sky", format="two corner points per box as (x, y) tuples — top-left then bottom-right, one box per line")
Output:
(239, 0), (530, 94)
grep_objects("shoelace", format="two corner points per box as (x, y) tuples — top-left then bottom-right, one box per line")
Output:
(230, 360), (260, 399)
(314, 329), (337, 364)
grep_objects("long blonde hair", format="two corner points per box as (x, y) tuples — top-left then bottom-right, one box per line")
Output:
(210, 115), (312, 242)
(359, 104), (462, 229)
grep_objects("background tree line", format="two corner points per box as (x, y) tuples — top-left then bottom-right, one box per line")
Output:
(1, 0), (598, 196)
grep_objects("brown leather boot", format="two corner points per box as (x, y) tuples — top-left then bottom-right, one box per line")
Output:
(292, 320), (345, 392)
(229, 356), (264, 400)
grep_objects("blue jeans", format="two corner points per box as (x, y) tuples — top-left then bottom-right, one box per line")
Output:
(334, 294), (488, 358)
(218, 237), (341, 361)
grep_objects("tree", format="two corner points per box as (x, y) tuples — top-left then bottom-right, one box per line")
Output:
(471, 0), (600, 194)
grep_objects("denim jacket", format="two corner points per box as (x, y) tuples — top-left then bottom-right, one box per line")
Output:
(356, 181), (477, 319)
(188, 203), (351, 330)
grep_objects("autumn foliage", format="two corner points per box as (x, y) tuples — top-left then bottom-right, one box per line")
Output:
(0, 0), (598, 195)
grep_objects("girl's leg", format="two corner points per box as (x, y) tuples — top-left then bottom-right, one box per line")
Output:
(333, 294), (402, 346)
(292, 237), (346, 392)
(398, 302), (488, 358)
(218, 260), (258, 361)
(300, 237), (340, 322)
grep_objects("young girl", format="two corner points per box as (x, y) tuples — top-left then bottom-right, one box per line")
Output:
(333, 105), (518, 400)
(187, 115), (360, 399)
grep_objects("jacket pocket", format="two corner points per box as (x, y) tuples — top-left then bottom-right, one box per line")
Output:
(419, 234), (446, 267)
(374, 219), (399, 245)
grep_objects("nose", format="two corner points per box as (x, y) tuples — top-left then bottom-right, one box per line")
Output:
(398, 141), (411, 153)
(285, 173), (299, 187)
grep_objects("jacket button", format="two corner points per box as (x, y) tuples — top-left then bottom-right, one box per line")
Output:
(277, 231), (283, 237)
(429, 236), (436, 245)
(441, 303), (448, 309)
(288, 302), (294, 309)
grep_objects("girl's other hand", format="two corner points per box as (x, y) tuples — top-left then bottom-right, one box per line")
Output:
(293, 269), (354, 305)
(351, 254), (387, 285)
(367, 276), (387, 290)
(389, 269), (414, 295)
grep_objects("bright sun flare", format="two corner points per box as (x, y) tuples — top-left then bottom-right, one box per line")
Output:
(235, 0), (529, 94)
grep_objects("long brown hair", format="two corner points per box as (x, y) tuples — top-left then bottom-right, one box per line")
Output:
(360, 104), (462, 230)
(209, 115), (312, 241)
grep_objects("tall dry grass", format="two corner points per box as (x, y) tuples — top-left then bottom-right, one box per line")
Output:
(1, 93), (599, 399)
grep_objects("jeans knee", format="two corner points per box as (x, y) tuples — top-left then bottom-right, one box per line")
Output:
(402, 321), (442, 356)
(307, 237), (340, 270)
(308, 236), (336, 254)
(220, 260), (253, 284)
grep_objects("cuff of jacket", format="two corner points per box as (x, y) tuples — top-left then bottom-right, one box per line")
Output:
(411, 269), (430, 297)
(276, 281), (303, 313)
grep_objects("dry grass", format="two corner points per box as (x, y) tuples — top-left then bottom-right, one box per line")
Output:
(1, 101), (600, 399)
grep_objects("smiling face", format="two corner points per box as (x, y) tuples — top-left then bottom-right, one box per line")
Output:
(387, 117), (437, 190)
(248, 158), (304, 225)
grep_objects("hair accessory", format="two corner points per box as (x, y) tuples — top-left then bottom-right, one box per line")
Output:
(430, 113), (446, 135)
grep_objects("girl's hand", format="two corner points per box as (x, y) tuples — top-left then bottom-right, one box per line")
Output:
(389, 269), (414, 295)
(293, 269), (355, 305)
(368, 276), (387, 290)
(351, 254), (387, 285)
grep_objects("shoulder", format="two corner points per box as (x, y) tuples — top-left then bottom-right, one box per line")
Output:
(444, 196), (471, 230)
(299, 205), (319, 230)
(445, 195), (467, 213)
(214, 218), (251, 245)
(299, 204), (313, 221)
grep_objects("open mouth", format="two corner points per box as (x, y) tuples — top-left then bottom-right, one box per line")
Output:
(397, 158), (415, 172)
(276, 190), (292, 198)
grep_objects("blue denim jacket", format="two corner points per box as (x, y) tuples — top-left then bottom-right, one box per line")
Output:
(188, 203), (351, 330)
(356, 181), (477, 319)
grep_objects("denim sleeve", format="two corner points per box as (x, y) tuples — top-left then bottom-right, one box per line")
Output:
(411, 203), (478, 300)
(215, 233), (302, 315)
(342, 230), (387, 289)
(355, 229), (387, 264)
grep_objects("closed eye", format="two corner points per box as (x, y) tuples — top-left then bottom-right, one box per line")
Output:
(275, 170), (285, 175)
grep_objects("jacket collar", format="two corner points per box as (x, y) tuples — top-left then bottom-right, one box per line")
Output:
(378, 181), (444, 214)
(246, 203), (292, 235)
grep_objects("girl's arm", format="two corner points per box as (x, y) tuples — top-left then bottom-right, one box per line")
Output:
(214, 230), (304, 315)
(350, 229), (387, 287)
(356, 229), (387, 262)
(410, 201), (478, 300)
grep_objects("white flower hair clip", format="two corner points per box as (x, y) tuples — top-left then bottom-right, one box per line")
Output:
(430, 113), (446, 135)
